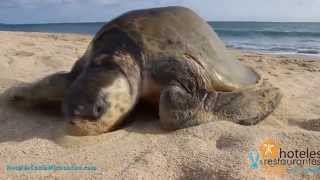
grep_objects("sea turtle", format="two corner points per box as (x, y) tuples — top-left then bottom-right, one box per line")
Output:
(7, 6), (282, 136)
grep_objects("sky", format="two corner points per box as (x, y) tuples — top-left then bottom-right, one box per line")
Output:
(0, 0), (320, 24)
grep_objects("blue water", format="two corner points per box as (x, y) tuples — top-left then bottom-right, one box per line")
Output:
(210, 22), (320, 55)
(1, 22), (320, 55)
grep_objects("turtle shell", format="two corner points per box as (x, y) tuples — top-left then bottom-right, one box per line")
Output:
(92, 6), (260, 91)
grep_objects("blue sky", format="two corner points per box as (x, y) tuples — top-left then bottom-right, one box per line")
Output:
(0, 0), (320, 24)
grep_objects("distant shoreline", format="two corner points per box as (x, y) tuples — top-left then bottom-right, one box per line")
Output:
(1, 21), (320, 57)
(2, 21), (320, 25)
(1, 30), (318, 59)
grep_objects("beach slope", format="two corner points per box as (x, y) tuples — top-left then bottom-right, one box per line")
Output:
(0, 31), (319, 179)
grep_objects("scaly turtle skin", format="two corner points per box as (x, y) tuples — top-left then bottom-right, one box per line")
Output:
(7, 6), (282, 136)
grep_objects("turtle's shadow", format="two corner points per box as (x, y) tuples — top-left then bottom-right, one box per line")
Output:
(288, 118), (320, 132)
(121, 102), (168, 135)
(0, 96), (66, 143)
(0, 94), (164, 143)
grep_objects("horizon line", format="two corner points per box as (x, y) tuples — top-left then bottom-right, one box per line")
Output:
(1, 20), (320, 25)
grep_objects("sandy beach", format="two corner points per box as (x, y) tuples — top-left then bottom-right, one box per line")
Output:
(0, 31), (319, 179)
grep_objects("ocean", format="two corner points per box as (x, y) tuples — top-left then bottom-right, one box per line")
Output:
(1, 22), (320, 55)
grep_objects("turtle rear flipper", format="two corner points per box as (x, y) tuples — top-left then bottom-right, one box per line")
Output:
(159, 84), (282, 130)
(6, 72), (72, 107)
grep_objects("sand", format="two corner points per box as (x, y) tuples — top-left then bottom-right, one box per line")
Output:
(0, 31), (319, 180)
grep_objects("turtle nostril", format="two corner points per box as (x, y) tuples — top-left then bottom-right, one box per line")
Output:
(73, 109), (81, 116)
(96, 106), (103, 114)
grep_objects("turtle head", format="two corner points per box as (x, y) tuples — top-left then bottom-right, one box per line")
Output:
(63, 54), (133, 136)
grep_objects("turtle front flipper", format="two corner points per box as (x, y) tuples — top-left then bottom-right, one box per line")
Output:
(208, 86), (282, 125)
(159, 84), (282, 130)
(6, 72), (72, 107)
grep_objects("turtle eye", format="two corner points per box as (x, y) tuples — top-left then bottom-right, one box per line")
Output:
(92, 54), (112, 66)
(92, 103), (106, 120)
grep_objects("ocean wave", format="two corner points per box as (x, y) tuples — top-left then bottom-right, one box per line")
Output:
(215, 29), (320, 38)
(227, 43), (320, 55)
(267, 47), (298, 52)
(297, 50), (319, 54)
(298, 39), (320, 43)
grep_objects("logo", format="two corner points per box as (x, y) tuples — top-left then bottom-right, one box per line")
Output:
(248, 149), (260, 169)
(259, 139), (279, 159)
(247, 138), (320, 175)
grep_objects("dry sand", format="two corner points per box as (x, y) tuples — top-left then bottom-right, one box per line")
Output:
(0, 31), (319, 180)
